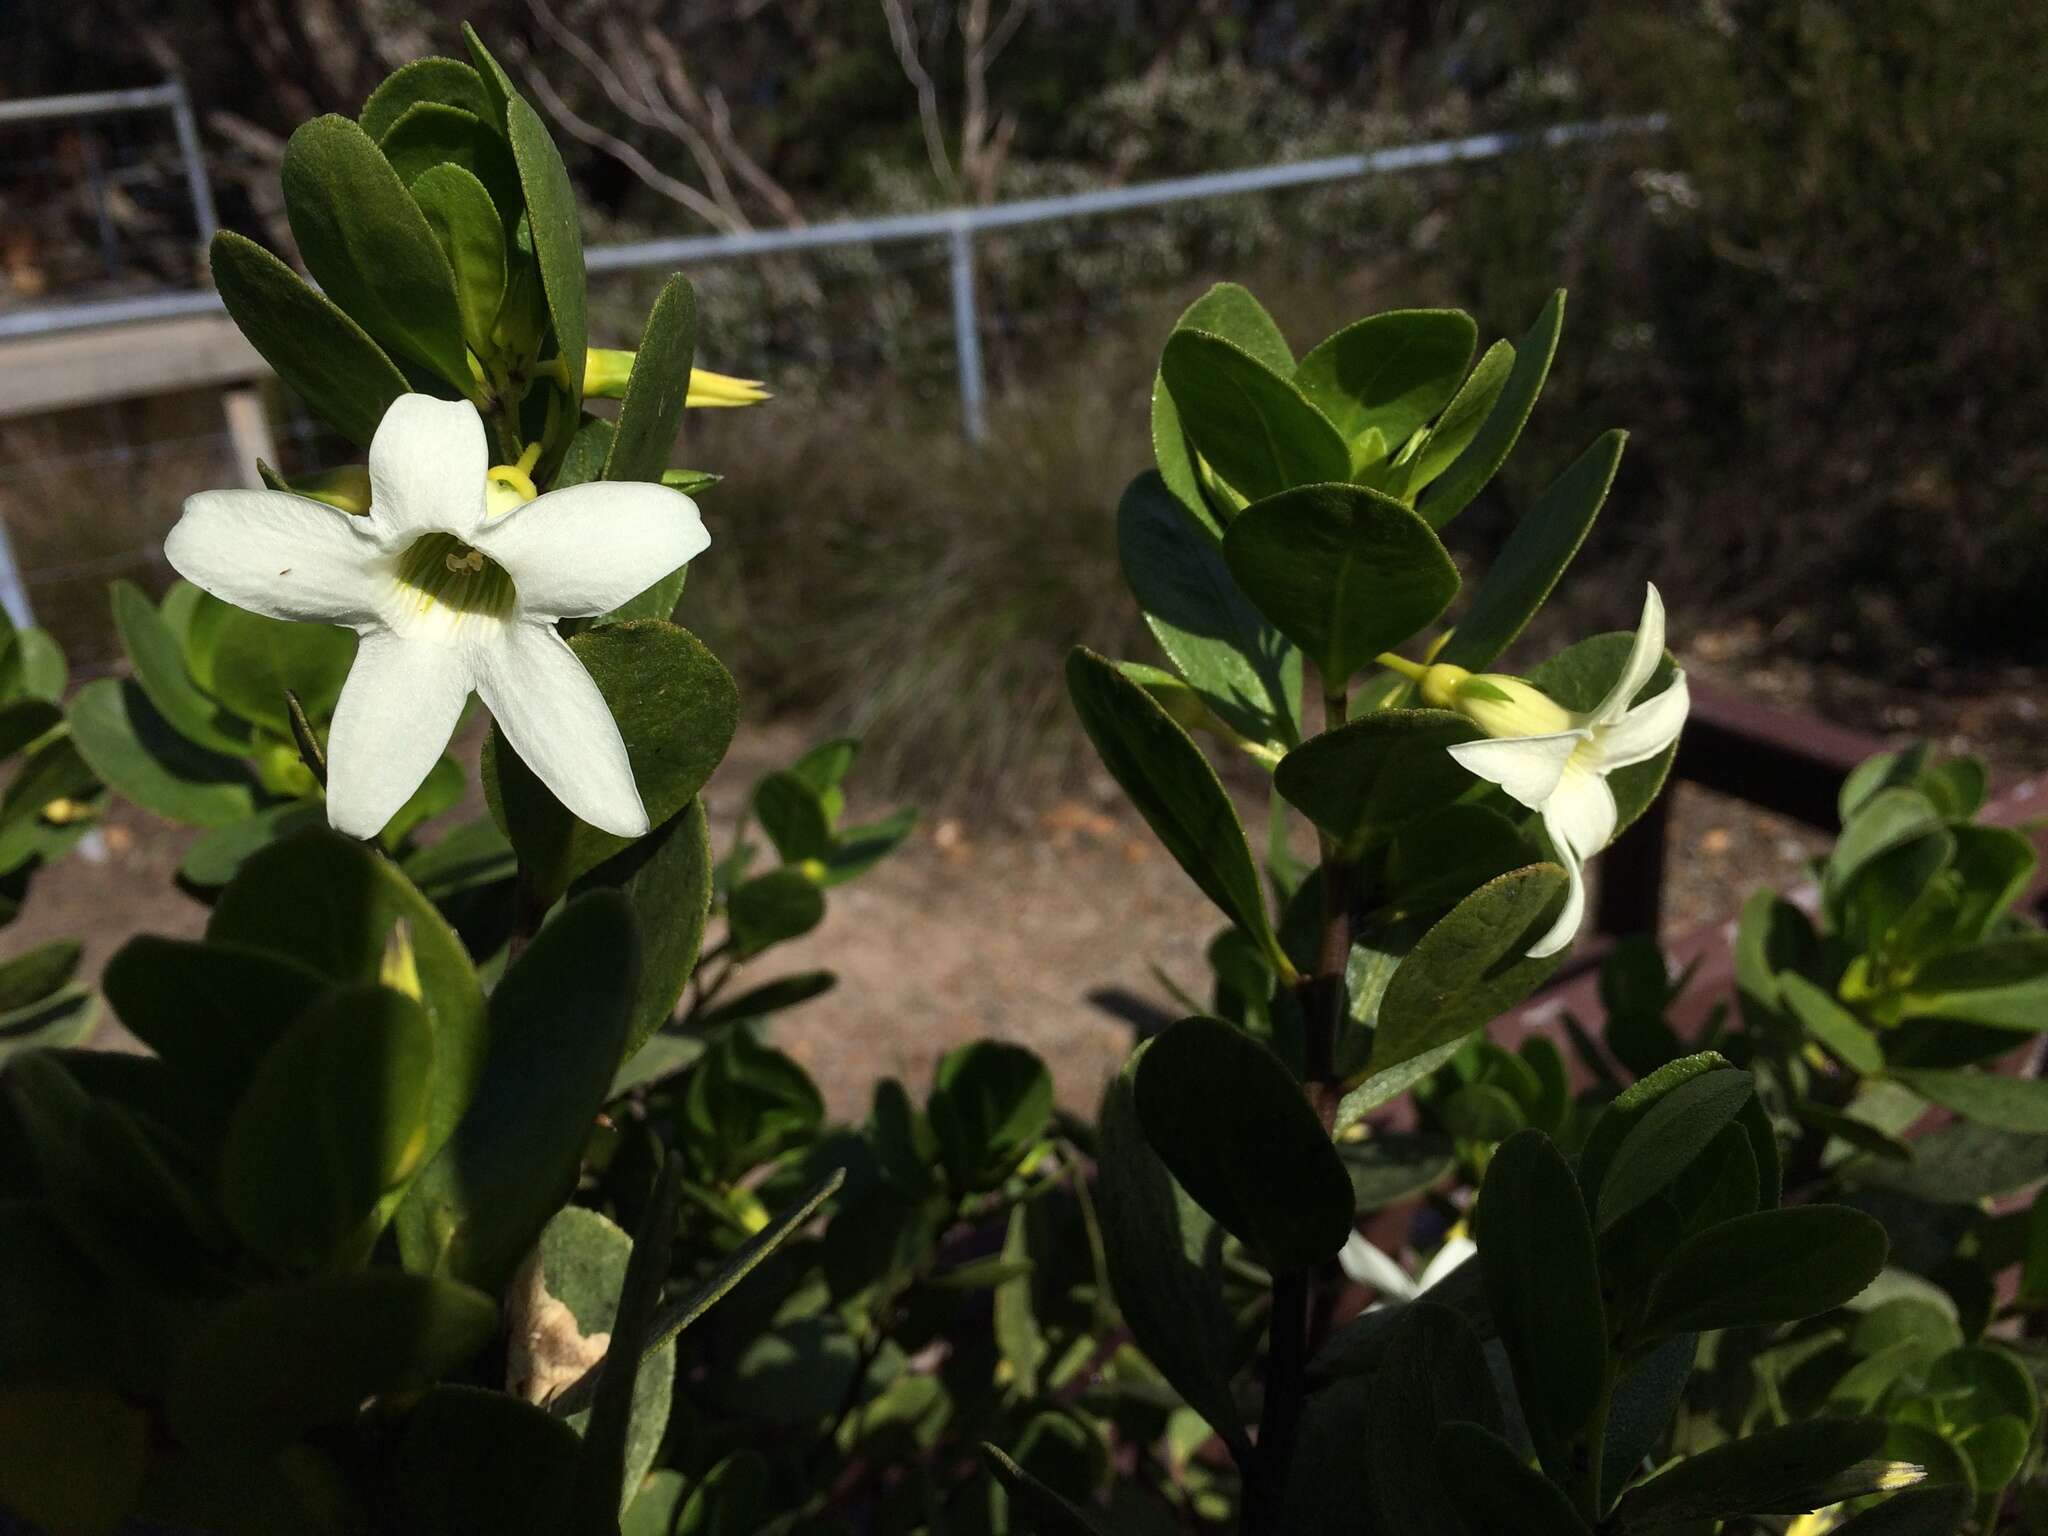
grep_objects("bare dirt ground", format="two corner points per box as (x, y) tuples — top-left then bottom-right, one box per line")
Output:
(11, 634), (2045, 1121)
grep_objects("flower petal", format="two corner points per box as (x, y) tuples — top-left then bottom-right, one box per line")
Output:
(471, 481), (710, 619)
(1590, 583), (1668, 724)
(166, 489), (383, 625)
(1338, 1234), (1417, 1299)
(1524, 842), (1587, 959)
(1544, 763), (1618, 860)
(1415, 1235), (1477, 1292)
(1446, 730), (1585, 811)
(368, 394), (488, 542)
(476, 621), (649, 837)
(1590, 673), (1691, 772)
(324, 630), (473, 839)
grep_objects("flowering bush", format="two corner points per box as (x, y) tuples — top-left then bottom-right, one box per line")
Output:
(0, 28), (2042, 1536)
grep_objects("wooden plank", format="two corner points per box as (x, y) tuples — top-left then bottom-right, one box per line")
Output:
(0, 313), (266, 420)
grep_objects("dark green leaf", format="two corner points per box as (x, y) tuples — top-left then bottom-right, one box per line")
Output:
(379, 102), (522, 229)
(1363, 1303), (1504, 1534)
(1477, 1129), (1607, 1479)
(572, 798), (712, 1056)
(1222, 481), (1459, 682)
(1420, 289), (1565, 528)
(209, 828), (485, 1167)
(1894, 1069), (2048, 1132)
(929, 1040), (1054, 1193)
(1831, 1484), (1972, 1536)
(1160, 330), (1350, 501)
(411, 163), (508, 356)
(682, 1032), (822, 1181)
(1065, 647), (1278, 962)
(1135, 1016), (1352, 1269)
(101, 936), (326, 1106)
(1274, 707), (1481, 853)
(504, 94), (586, 423)
(1604, 1333), (1698, 1507)
(168, 1270), (496, 1453)
(1403, 339), (1514, 496)
(218, 984), (435, 1267)
(1594, 1068), (1755, 1232)
(1434, 1420), (1590, 1536)
(753, 771), (835, 864)
(1094, 1053), (1249, 1460)
(1897, 936), (2048, 1029)
(571, 1156), (680, 1530)
(109, 580), (249, 756)
(1612, 1417), (1895, 1526)
(983, 1444), (1111, 1536)
(210, 231), (409, 447)
(1293, 309), (1477, 457)
(360, 57), (494, 142)
(398, 1386), (581, 1536)
(394, 892), (640, 1290)
(1371, 864), (1568, 1072)
(1642, 1206), (1888, 1337)
(0, 941), (79, 1013)
(281, 115), (468, 388)
(727, 867), (824, 959)
(605, 273), (696, 484)
(1118, 470), (1300, 746)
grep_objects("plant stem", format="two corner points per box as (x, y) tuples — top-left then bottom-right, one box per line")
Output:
(1373, 651), (1429, 682)
(1242, 1268), (1310, 1536)
(507, 861), (548, 964)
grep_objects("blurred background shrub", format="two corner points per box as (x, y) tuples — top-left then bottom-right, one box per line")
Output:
(3, 0), (2042, 798)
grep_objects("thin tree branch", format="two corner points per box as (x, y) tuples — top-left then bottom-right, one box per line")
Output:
(878, 0), (960, 194)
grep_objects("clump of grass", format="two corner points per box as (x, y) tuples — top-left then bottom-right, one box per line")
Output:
(678, 336), (1161, 812)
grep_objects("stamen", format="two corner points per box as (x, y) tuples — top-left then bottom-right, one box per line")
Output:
(391, 532), (517, 636)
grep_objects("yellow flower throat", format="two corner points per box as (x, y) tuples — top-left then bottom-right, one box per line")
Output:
(393, 532), (516, 625)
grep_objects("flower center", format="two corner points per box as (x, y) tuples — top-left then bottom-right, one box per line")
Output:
(391, 532), (516, 635)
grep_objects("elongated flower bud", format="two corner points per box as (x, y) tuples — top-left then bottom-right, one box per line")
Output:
(1419, 663), (1577, 738)
(581, 349), (772, 408)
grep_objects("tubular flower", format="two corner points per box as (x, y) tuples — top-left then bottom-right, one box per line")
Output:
(165, 394), (709, 841)
(1423, 584), (1690, 959)
(581, 348), (771, 408)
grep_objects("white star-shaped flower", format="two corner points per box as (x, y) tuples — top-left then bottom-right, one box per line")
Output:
(165, 394), (709, 841)
(1437, 585), (1690, 959)
(1339, 1230), (1476, 1308)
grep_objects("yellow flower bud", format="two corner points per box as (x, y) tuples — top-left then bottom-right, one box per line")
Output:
(1420, 663), (1577, 738)
(380, 920), (424, 1002)
(292, 464), (373, 515)
(581, 350), (772, 409)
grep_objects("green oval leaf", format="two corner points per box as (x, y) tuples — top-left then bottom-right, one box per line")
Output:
(218, 983), (435, 1268)
(1419, 288), (1565, 529)
(1222, 481), (1459, 683)
(1369, 863), (1567, 1073)
(1118, 470), (1301, 747)
(210, 231), (410, 448)
(1642, 1206), (1889, 1337)
(1292, 308), (1477, 458)
(281, 114), (469, 390)
(1135, 1016), (1353, 1270)
(1160, 330), (1350, 502)
(1476, 1129), (1608, 1480)
(1065, 647), (1277, 964)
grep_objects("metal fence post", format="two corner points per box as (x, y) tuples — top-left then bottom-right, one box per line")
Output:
(165, 78), (219, 248)
(947, 219), (987, 444)
(0, 516), (35, 629)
